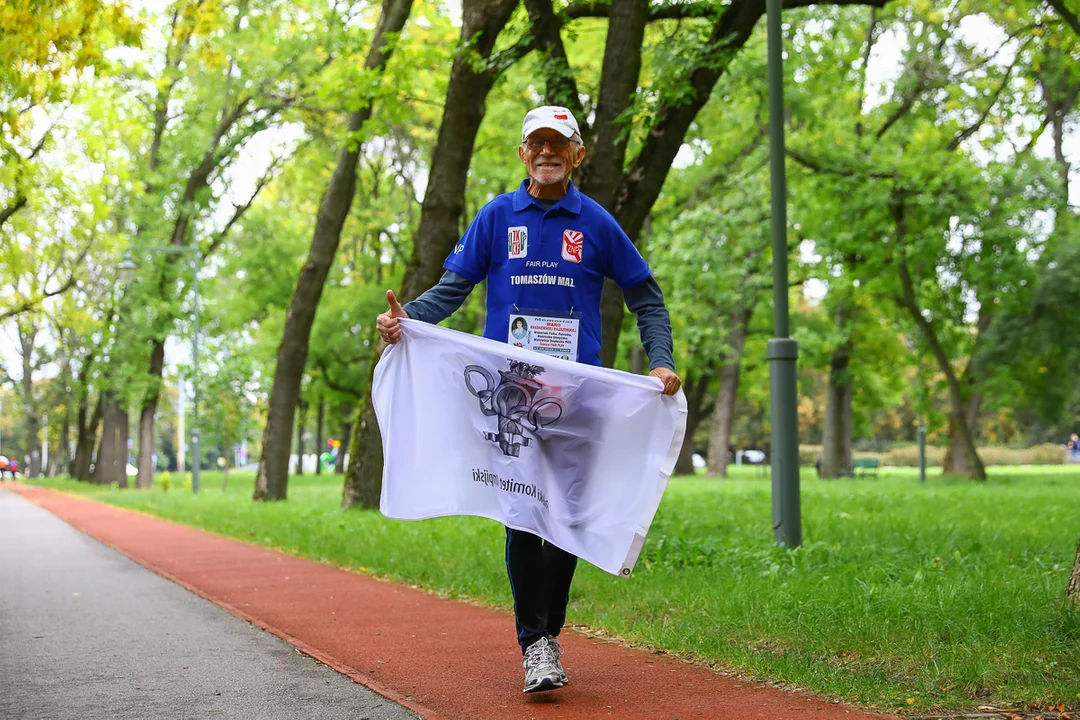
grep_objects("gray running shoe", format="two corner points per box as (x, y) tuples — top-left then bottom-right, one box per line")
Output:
(547, 636), (569, 685)
(522, 637), (565, 693)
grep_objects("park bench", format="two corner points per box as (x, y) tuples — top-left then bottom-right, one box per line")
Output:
(851, 458), (880, 478)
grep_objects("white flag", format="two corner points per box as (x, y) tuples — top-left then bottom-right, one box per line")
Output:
(372, 319), (686, 577)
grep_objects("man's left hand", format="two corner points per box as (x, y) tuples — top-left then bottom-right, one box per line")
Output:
(650, 367), (682, 396)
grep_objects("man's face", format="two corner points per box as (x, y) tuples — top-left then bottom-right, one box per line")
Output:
(519, 128), (586, 186)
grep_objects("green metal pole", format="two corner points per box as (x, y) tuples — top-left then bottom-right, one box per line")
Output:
(766, 0), (801, 547)
(916, 330), (926, 483)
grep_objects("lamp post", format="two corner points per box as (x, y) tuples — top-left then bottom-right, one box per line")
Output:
(766, 0), (801, 548)
(117, 246), (202, 493)
(915, 329), (927, 483)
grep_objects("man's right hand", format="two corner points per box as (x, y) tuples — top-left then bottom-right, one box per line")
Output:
(376, 289), (409, 344)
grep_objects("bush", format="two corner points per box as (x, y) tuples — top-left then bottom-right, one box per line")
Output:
(978, 447), (1026, 467)
(799, 443), (1067, 468)
(799, 444), (822, 466)
(979, 443), (1066, 466)
(1027, 443), (1069, 465)
(884, 445), (945, 467)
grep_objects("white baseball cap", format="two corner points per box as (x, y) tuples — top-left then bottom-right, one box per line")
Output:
(521, 106), (581, 142)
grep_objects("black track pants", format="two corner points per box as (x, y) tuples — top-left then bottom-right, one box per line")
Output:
(504, 527), (578, 654)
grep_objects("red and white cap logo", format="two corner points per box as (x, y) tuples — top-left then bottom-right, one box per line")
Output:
(562, 229), (583, 263)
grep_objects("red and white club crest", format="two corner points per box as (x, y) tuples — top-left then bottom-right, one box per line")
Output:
(562, 229), (583, 263)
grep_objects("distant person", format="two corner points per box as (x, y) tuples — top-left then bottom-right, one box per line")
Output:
(1069, 433), (1080, 463)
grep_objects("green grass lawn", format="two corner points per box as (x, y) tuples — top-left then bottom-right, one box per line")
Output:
(24, 466), (1080, 714)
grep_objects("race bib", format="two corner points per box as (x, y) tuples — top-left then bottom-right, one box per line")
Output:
(508, 311), (580, 362)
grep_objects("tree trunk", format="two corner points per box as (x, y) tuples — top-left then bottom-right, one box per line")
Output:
(629, 345), (646, 375)
(47, 411), (70, 477)
(707, 309), (751, 477)
(18, 323), (41, 477)
(943, 389), (984, 473)
(136, 340), (165, 489)
(940, 306), (991, 474)
(335, 419), (351, 475)
(673, 372), (713, 476)
(574, 0), (651, 367)
(1066, 537), (1080, 605)
(74, 394), (102, 482)
(897, 255), (986, 480)
(841, 382), (853, 468)
(821, 310), (854, 478)
(343, 0), (519, 510)
(254, 0), (414, 502)
(315, 400), (324, 475)
(343, 378), (382, 509)
(295, 399), (307, 476)
(93, 394), (128, 487)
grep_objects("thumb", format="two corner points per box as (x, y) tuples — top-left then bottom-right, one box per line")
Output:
(386, 289), (405, 316)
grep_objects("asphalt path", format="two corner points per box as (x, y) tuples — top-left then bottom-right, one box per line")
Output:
(0, 489), (418, 720)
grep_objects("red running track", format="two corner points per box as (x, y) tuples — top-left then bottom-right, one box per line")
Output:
(16, 487), (896, 720)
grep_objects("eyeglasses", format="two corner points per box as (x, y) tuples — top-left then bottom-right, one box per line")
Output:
(522, 135), (577, 152)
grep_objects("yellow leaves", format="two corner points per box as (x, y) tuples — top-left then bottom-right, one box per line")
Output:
(192, 0), (224, 37)
(199, 46), (228, 71)
(74, 39), (103, 68)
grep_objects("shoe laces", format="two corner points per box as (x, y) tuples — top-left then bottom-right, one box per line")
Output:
(524, 638), (557, 669)
(547, 636), (564, 660)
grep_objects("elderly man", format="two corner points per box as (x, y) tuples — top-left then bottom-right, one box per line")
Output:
(377, 106), (681, 693)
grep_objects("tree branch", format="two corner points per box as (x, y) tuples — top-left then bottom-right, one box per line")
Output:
(0, 195), (28, 230)
(0, 128), (54, 230)
(315, 357), (364, 398)
(876, 95), (916, 139)
(855, 8), (878, 136)
(874, 27), (952, 140)
(0, 250), (87, 323)
(946, 51), (1024, 152)
(1046, 0), (1080, 37)
(786, 147), (896, 180)
(523, 0), (590, 134)
(202, 147), (296, 258)
(565, 0), (717, 21)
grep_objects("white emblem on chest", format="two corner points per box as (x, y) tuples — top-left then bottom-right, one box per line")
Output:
(508, 226), (528, 259)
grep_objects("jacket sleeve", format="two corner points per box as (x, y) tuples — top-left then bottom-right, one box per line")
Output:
(402, 270), (476, 325)
(623, 275), (675, 372)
